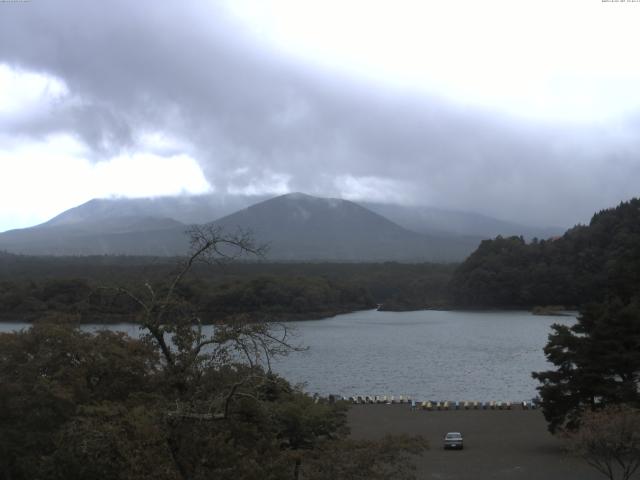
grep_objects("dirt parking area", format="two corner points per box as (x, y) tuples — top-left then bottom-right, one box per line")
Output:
(348, 404), (603, 479)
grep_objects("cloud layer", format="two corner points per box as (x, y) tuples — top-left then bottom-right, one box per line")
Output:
(1, 0), (639, 230)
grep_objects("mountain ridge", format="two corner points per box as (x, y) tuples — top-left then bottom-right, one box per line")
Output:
(210, 193), (480, 261)
(0, 192), (561, 261)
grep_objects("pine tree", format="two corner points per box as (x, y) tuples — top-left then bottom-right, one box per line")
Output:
(532, 297), (640, 433)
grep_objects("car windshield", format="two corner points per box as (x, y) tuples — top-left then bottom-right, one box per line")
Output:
(445, 433), (462, 439)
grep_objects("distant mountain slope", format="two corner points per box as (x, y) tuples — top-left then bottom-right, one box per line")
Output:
(0, 194), (267, 256)
(0, 193), (482, 260)
(41, 194), (269, 227)
(22, 193), (561, 240)
(0, 217), (188, 256)
(213, 193), (481, 261)
(360, 202), (563, 239)
(449, 198), (640, 307)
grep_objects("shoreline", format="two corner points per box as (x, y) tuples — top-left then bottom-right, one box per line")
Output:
(0, 306), (374, 325)
(0, 304), (579, 325)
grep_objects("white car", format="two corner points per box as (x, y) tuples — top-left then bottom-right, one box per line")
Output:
(443, 432), (464, 450)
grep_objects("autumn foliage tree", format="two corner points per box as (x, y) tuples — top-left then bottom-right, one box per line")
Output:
(567, 405), (640, 480)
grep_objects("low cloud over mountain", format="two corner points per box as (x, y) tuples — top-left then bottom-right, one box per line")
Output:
(2, 1), (640, 231)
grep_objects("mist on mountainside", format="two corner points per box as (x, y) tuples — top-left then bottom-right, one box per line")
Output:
(0, 192), (564, 261)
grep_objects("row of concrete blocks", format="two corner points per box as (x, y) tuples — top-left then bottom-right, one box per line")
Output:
(347, 396), (539, 410)
(411, 400), (539, 410)
(348, 395), (412, 404)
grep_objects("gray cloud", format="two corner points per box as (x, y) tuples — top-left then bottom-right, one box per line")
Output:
(1, 0), (639, 228)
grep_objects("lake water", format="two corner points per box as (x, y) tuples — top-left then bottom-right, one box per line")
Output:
(0, 309), (574, 402)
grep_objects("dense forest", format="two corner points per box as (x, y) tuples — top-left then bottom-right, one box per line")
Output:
(450, 198), (640, 308)
(0, 253), (455, 322)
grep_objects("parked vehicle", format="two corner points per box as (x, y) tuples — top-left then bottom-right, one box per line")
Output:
(443, 432), (464, 450)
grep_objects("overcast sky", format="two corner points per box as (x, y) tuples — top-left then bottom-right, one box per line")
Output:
(1, 0), (640, 232)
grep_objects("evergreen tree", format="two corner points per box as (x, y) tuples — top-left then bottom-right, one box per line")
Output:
(532, 297), (640, 433)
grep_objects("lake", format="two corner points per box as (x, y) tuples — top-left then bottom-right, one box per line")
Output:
(0, 309), (574, 402)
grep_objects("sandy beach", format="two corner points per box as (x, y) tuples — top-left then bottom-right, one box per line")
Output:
(348, 404), (603, 479)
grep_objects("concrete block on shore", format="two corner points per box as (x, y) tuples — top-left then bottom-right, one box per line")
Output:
(347, 397), (540, 412)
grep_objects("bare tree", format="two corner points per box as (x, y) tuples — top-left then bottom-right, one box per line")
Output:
(108, 224), (301, 416)
(567, 405), (640, 480)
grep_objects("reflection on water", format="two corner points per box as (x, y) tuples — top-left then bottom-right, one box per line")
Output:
(0, 309), (574, 401)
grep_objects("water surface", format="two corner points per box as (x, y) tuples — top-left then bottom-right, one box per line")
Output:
(0, 309), (573, 401)
(270, 309), (574, 401)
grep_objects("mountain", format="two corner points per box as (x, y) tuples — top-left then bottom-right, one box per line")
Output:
(360, 202), (563, 240)
(211, 193), (481, 261)
(41, 194), (269, 227)
(0, 216), (188, 256)
(0, 193), (482, 261)
(10, 193), (561, 240)
(2, 192), (563, 261)
(0, 194), (268, 256)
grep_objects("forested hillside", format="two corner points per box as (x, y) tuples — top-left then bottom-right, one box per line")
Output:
(0, 254), (454, 321)
(0, 274), (374, 323)
(450, 198), (640, 307)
